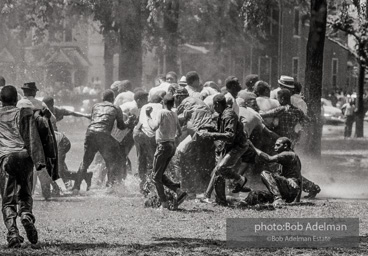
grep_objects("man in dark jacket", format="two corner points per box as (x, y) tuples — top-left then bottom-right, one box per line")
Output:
(200, 94), (249, 206)
(17, 82), (59, 200)
(73, 90), (134, 193)
(0, 85), (48, 248)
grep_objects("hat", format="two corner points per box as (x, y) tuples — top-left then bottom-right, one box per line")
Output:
(178, 76), (187, 86)
(173, 87), (189, 97)
(21, 82), (38, 91)
(278, 76), (295, 89)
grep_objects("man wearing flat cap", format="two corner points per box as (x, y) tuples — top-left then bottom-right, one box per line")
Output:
(17, 83), (46, 111)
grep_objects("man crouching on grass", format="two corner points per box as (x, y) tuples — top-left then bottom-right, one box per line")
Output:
(146, 94), (188, 210)
(254, 137), (302, 208)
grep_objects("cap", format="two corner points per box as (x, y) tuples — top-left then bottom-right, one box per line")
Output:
(21, 82), (38, 91)
(178, 76), (187, 86)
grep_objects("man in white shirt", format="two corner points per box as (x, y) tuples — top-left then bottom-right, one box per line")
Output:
(112, 90), (148, 177)
(133, 94), (162, 191)
(290, 82), (308, 115)
(146, 94), (187, 210)
(113, 80), (135, 106)
(224, 76), (242, 115)
(341, 98), (356, 138)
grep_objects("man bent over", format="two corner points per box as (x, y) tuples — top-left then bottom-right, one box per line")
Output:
(256, 137), (302, 207)
(73, 90), (134, 193)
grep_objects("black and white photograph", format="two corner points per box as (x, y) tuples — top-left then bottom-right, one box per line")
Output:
(0, 0), (366, 255)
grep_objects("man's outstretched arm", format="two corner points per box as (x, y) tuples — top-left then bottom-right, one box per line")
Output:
(260, 106), (286, 118)
(252, 146), (279, 163)
(61, 108), (91, 119)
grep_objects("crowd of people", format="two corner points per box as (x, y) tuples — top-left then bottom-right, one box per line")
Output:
(324, 89), (368, 138)
(0, 71), (323, 248)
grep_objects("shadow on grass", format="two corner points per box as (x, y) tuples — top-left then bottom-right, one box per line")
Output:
(34, 198), (86, 203)
(0, 236), (367, 255)
(176, 208), (215, 213)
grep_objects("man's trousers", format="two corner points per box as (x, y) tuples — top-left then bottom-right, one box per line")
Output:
(151, 141), (179, 202)
(133, 127), (156, 190)
(261, 171), (300, 203)
(205, 145), (247, 204)
(0, 151), (35, 241)
(74, 130), (124, 190)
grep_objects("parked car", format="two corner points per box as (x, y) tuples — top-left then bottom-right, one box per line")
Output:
(321, 98), (345, 124)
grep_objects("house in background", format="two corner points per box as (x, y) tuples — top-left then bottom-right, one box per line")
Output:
(208, 5), (350, 94)
(0, 19), (95, 98)
(152, 4), (352, 94)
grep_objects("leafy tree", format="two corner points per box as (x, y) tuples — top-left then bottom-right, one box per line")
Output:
(328, 0), (368, 137)
(68, 0), (144, 88)
(0, 0), (66, 84)
(241, 0), (327, 158)
(147, 0), (254, 79)
(147, 0), (180, 73)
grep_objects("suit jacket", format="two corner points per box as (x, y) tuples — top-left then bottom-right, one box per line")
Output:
(20, 108), (59, 180)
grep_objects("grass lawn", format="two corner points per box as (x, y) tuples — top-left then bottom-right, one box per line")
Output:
(0, 194), (367, 256)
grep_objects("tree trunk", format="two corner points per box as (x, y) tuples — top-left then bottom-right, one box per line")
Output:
(355, 62), (365, 137)
(163, 0), (180, 73)
(103, 31), (115, 89)
(304, 0), (327, 158)
(118, 1), (143, 88)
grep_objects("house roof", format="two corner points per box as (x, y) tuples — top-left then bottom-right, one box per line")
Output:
(41, 47), (90, 67)
(180, 43), (210, 54)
